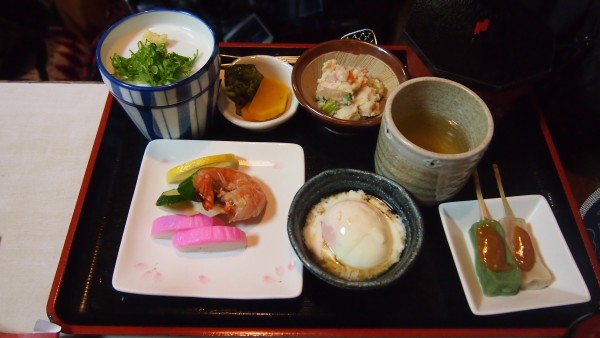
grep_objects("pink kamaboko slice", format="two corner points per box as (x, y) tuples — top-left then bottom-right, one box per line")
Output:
(172, 226), (247, 252)
(151, 214), (226, 239)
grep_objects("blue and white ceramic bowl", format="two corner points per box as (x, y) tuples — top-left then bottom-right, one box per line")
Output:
(96, 10), (220, 140)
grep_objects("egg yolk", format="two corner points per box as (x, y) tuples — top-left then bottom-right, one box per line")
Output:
(320, 200), (392, 269)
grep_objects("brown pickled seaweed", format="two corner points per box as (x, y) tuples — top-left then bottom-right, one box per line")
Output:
(223, 64), (264, 114)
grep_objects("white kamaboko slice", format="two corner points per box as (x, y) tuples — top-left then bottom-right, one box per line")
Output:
(172, 226), (247, 252)
(151, 214), (225, 239)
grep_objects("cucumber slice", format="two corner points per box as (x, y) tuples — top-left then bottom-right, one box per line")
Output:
(177, 174), (199, 201)
(156, 189), (188, 206)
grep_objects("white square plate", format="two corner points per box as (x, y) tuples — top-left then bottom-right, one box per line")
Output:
(113, 140), (304, 299)
(439, 195), (590, 315)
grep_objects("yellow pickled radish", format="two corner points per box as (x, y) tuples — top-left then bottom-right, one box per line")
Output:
(241, 77), (289, 122)
(166, 153), (238, 184)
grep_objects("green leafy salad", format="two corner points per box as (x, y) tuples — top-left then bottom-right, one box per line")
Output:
(110, 31), (198, 86)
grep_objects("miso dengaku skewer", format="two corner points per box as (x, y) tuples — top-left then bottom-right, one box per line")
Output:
(469, 169), (522, 297)
(492, 164), (553, 290)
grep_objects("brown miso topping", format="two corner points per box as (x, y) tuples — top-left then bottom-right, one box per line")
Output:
(511, 225), (535, 271)
(476, 222), (513, 272)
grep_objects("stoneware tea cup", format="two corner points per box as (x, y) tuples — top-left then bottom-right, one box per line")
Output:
(374, 77), (494, 204)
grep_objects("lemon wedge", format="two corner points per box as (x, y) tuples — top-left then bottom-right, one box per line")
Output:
(166, 153), (238, 184)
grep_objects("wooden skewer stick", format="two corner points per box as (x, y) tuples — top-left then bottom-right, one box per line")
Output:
(473, 169), (491, 220)
(493, 164), (515, 218)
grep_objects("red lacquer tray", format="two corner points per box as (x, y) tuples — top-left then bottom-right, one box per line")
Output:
(47, 44), (600, 337)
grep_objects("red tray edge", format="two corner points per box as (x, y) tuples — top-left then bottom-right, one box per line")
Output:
(529, 90), (600, 288)
(44, 45), (593, 338)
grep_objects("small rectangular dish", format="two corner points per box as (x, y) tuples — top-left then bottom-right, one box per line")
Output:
(439, 195), (590, 315)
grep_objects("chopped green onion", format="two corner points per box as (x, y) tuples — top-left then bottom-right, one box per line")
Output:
(342, 92), (353, 105)
(110, 40), (198, 86)
(321, 100), (338, 115)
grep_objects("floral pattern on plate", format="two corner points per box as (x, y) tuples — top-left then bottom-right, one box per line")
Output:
(113, 140), (304, 299)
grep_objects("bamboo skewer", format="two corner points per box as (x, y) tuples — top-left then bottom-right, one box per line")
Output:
(473, 169), (491, 220)
(493, 164), (515, 218)
(492, 164), (553, 290)
(469, 168), (522, 296)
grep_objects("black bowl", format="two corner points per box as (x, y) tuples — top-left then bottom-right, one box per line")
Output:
(287, 168), (424, 289)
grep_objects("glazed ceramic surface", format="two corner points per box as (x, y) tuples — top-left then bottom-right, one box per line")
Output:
(374, 77), (493, 204)
(96, 10), (220, 140)
(287, 168), (424, 289)
(291, 39), (407, 134)
(113, 140), (304, 299)
(439, 195), (590, 315)
(217, 55), (299, 131)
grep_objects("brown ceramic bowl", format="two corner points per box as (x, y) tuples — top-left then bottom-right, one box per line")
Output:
(292, 39), (407, 134)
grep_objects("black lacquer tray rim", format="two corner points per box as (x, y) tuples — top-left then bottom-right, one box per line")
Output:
(46, 44), (600, 337)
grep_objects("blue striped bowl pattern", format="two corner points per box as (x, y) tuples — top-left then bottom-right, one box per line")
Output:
(96, 10), (220, 140)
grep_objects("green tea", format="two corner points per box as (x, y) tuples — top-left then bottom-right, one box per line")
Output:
(395, 112), (470, 154)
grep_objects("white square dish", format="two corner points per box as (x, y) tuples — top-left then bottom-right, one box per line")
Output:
(439, 195), (590, 315)
(113, 140), (304, 299)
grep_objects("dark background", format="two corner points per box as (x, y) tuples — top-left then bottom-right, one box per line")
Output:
(1, 0), (598, 231)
